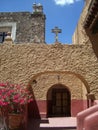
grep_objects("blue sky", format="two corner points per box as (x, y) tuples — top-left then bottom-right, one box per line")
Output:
(0, 0), (84, 44)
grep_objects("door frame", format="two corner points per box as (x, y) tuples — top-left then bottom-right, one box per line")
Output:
(47, 84), (71, 117)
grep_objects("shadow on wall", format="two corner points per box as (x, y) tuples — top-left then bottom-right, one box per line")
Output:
(86, 29), (98, 58)
(28, 84), (41, 119)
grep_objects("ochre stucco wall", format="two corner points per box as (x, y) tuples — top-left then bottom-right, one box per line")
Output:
(31, 72), (85, 100)
(0, 41), (98, 99)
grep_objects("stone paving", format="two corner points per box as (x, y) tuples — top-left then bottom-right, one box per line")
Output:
(0, 117), (77, 130)
(28, 117), (77, 130)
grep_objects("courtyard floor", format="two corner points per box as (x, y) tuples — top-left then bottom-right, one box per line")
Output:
(28, 117), (77, 130)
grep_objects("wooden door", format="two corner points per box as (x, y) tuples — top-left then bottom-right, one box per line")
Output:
(52, 88), (70, 117)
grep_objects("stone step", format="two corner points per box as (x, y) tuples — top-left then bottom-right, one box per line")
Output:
(28, 117), (77, 130)
(40, 128), (76, 130)
(40, 117), (77, 130)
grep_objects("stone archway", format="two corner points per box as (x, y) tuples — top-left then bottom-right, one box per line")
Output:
(47, 84), (71, 117)
(29, 71), (89, 118)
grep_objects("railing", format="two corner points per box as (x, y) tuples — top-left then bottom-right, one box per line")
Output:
(77, 103), (98, 130)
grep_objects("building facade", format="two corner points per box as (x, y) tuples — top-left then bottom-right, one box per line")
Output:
(0, 3), (46, 43)
(0, 1), (98, 119)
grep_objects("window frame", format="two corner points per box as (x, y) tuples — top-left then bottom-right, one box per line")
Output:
(0, 22), (16, 42)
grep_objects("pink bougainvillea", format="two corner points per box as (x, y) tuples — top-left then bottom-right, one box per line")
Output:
(0, 82), (33, 113)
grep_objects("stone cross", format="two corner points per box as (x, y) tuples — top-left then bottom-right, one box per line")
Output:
(52, 26), (62, 42)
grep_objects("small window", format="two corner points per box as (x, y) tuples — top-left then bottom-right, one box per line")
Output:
(0, 22), (16, 42)
(0, 32), (7, 43)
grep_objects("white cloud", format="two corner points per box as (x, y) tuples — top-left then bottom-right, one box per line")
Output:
(54, 0), (81, 6)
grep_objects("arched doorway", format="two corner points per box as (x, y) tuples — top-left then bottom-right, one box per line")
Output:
(47, 84), (71, 117)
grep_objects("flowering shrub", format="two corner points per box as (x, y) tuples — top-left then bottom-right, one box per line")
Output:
(0, 82), (33, 113)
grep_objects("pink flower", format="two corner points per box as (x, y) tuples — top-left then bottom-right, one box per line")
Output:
(13, 99), (19, 103)
(19, 98), (25, 105)
(0, 83), (6, 87)
(0, 101), (3, 106)
(13, 94), (20, 99)
(0, 82), (33, 113)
